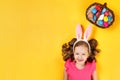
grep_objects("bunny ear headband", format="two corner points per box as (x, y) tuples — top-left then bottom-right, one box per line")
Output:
(73, 24), (92, 53)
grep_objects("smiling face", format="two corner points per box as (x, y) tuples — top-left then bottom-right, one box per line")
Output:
(73, 41), (90, 65)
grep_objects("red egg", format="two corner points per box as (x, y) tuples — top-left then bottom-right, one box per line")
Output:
(96, 5), (101, 11)
(104, 11), (109, 16)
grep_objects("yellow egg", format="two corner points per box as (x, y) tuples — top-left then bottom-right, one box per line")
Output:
(104, 16), (108, 22)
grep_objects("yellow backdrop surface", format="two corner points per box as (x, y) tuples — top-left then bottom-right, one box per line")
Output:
(0, 0), (120, 80)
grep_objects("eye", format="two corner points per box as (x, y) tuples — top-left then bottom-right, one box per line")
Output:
(82, 53), (85, 55)
(75, 53), (79, 55)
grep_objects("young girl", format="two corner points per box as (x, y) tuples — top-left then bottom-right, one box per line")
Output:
(62, 24), (100, 80)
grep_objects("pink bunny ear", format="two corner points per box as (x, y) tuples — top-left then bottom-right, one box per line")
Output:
(84, 24), (92, 40)
(76, 24), (82, 40)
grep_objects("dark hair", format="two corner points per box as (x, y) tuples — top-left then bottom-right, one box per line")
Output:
(62, 38), (100, 63)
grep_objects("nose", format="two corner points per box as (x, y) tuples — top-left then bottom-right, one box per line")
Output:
(78, 55), (82, 59)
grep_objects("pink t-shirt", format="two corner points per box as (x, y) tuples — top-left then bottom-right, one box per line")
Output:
(65, 59), (96, 80)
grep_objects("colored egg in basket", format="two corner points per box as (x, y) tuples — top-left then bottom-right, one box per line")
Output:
(86, 3), (115, 28)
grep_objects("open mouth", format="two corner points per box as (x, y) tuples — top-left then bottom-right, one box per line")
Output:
(77, 59), (84, 62)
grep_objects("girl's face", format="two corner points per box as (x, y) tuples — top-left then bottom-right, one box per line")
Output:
(74, 45), (89, 65)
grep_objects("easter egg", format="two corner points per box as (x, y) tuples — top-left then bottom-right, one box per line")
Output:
(98, 20), (103, 26)
(88, 12), (93, 19)
(93, 15), (97, 21)
(92, 8), (97, 14)
(98, 14), (104, 20)
(86, 2), (115, 28)
(102, 8), (107, 14)
(108, 16), (112, 22)
(96, 5), (101, 10)
(96, 11), (100, 17)
(104, 22), (109, 27)
(104, 16), (108, 22)
(104, 11), (109, 16)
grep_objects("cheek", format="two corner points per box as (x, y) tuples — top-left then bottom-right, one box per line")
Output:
(74, 54), (78, 59)
(85, 53), (89, 57)
(84, 55), (89, 59)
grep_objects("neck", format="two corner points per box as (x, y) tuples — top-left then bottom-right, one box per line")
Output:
(75, 62), (85, 69)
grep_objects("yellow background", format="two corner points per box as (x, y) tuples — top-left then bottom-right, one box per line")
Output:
(0, 0), (120, 80)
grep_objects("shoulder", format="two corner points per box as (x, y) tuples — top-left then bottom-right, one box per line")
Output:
(64, 59), (74, 73)
(86, 60), (96, 72)
(91, 60), (96, 69)
(87, 60), (96, 66)
(64, 59), (72, 68)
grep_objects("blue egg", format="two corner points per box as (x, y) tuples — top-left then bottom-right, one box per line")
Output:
(93, 15), (97, 21)
(98, 20), (103, 26)
(92, 8), (97, 14)
(102, 8), (107, 14)
(108, 16), (112, 22)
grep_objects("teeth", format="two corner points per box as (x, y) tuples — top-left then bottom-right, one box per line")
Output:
(78, 59), (83, 61)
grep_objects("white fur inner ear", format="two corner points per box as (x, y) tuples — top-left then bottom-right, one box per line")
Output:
(76, 24), (82, 40)
(84, 24), (92, 40)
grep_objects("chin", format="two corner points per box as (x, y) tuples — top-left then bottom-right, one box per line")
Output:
(77, 61), (85, 64)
